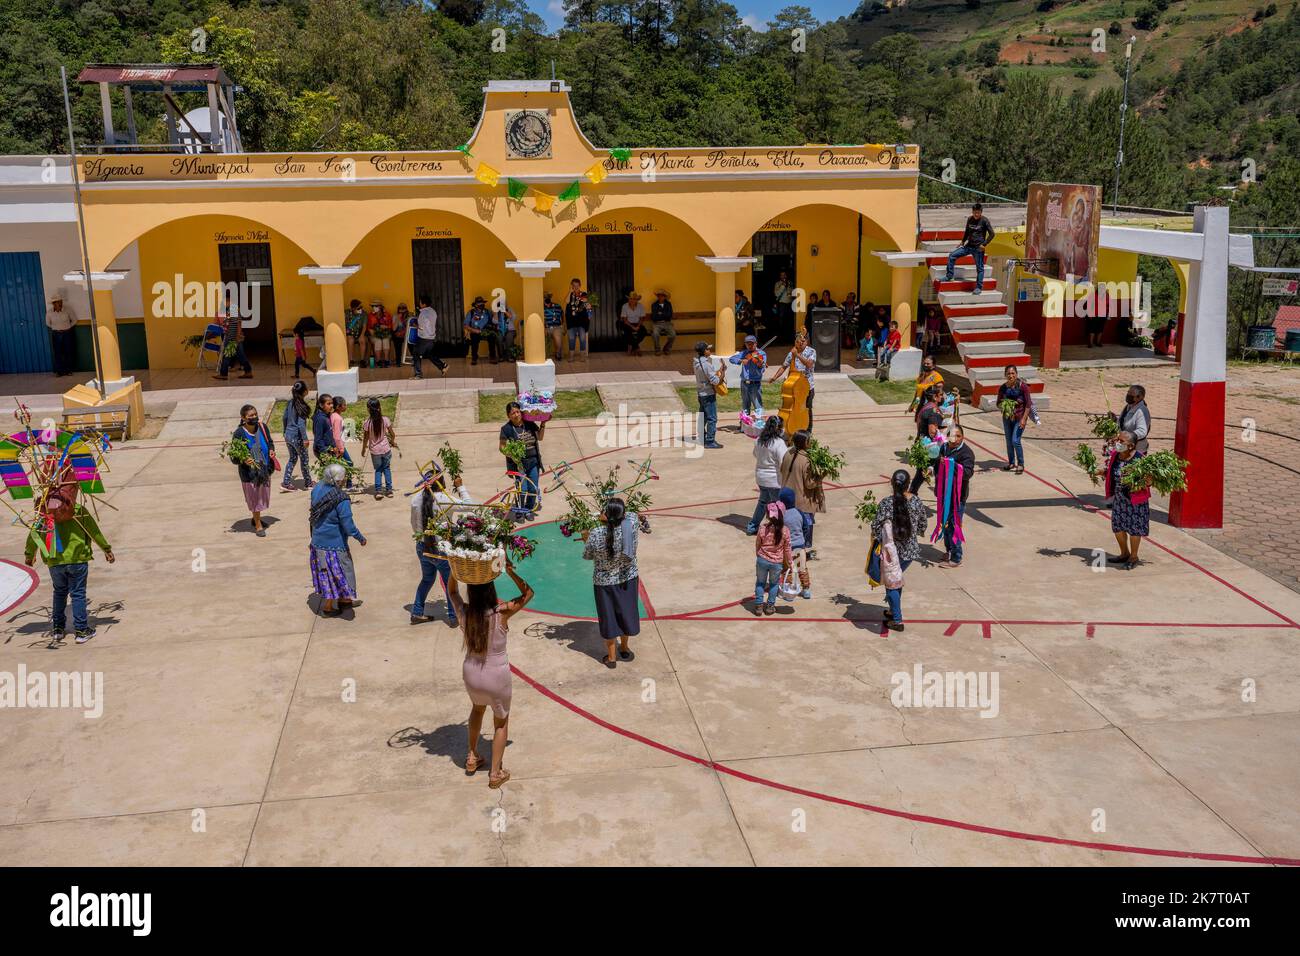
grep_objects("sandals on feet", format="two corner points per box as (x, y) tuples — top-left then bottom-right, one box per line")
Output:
(465, 752), (486, 775)
(488, 769), (511, 789)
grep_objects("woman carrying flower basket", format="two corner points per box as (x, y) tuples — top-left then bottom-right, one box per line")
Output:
(309, 462), (367, 615)
(229, 404), (277, 537)
(996, 364), (1034, 474)
(409, 464), (473, 627)
(500, 401), (545, 519)
(1105, 430), (1150, 570)
(448, 558), (534, 789)
(581, 497), (640, 668)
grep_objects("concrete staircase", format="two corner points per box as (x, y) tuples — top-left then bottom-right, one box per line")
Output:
(922, 229), (1050, 411)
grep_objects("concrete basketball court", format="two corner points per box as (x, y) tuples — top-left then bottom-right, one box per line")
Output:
(1, 387), (1298, 867)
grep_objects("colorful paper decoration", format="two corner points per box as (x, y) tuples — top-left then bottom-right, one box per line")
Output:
(585, 162), (607, 185)
(558, 179), (581, 202)
(475, 163), (500, 187)
(507, 177), (529, 200)
(533, 191), (555, 213)
(609, 148), (632, 162)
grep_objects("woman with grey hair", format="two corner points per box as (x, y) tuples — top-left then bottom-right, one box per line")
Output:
(309, 462), (367, 615)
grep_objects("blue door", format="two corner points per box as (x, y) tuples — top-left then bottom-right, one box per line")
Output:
(0, 251), (53, 373)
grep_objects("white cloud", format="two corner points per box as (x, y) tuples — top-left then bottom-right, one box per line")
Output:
(741, 13), (767, 32)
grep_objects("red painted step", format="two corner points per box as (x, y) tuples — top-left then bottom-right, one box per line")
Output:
(934, 279), (996, 293)
(950, 328), (1019, 343)
(942, 303), (1007, 317)
(965, 352), (1030, 369)
(927, 255), (975, 267)
(919, 229), (964, 241)
(973, 380), (1045, 398)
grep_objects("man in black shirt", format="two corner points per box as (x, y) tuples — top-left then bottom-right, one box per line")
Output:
(939, 425), (976, 568)
(944, 202), (996, 293)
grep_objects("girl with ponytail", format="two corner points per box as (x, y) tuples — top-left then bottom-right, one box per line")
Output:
(869, 469), (928, 632)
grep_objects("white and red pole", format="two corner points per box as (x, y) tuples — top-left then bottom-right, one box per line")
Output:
(1169, 205), (1228, 529)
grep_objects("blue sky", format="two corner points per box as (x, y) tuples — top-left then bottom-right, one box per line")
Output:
(533, 1), (863, 32)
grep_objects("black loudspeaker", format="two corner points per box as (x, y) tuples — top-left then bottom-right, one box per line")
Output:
(810, 309), (841, 371)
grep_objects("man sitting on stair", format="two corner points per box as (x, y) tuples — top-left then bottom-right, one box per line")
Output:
(943, 202), (995, 293)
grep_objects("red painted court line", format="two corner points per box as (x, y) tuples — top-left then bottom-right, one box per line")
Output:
(0, 558), (40, 616)
(509, 663), (1300, 866)
(964, 437), (1300, 630)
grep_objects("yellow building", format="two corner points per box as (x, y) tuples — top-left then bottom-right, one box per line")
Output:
(69, 79), (924, 397)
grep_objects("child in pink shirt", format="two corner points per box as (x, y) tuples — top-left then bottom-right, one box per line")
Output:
(754, 501), (792, 615)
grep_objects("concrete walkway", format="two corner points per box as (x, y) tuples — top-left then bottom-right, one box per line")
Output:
(1, 400), (1296, 866)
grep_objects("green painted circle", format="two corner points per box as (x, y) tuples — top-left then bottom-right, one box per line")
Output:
(494, 522), (647, 619)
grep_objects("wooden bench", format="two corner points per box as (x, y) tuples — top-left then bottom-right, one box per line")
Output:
(61, 404), (130, 440)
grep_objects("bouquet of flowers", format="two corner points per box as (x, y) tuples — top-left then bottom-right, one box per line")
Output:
(1086, 412), (1120, 441)
(423, 505), (535, 583)
(517, 390), (557, 423)
(1120, 450), (1189, 496)
(1072, 443), (1101, 485)
(738, 410), (763, 438)
(437, 441), (463, 481)
(854, 490), (879, 527)
(221, 436), (254, 466)
(502, 438), (528, 467)
(806, 439), (846, 482)
(557, 463), (654, 540)
(900, 436), (935, 485)
(311, 449), (363, 483)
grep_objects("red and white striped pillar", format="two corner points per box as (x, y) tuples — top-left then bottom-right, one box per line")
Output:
(1169, 205), (1229, 529)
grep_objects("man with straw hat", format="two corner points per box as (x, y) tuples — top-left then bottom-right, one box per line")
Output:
(619, 291), (648, 356)
(45, 291), (77, 377)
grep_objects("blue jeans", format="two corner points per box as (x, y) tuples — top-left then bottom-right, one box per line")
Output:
(282, 435), (311, 486)
(803, 512), (815, 549)
(698, 393), (718, 445)
(885, 557), (914, 622)
(878, 347), (896, 366)
(755, 557), (782, 606)
(218, 342), (251, 376)
(515, 461), (540, 514)
(943, 501), (966, 564)
(945, 244), (986, 290)
(413, 543), (453, 619)
(1003, 417), (1025, 468)
(372, 451), (392, 491)
(50, 562), (90, 634)
(568, 327), (588, 352)
(748, 486), (781, 534)
(741, 380), (762, 415)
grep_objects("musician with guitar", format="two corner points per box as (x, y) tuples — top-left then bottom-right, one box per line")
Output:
(770, 328), (818, 432)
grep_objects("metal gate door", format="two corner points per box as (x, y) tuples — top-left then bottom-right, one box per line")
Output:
(0, 251), (52, 374)
(412, 238), (465, 346)
(585, 234), (634, 348)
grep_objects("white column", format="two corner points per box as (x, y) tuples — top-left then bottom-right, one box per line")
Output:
(299, 265), (361, 401)
(505, 259), (561, 395)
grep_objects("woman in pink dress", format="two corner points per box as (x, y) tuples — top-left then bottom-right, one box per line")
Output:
(446, 559), (533, 789)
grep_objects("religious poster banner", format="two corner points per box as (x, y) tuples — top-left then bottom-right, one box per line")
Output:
(1025, 182), (1102, 284)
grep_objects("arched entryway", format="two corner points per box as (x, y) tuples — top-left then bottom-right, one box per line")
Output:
(543, 206), (717, 351)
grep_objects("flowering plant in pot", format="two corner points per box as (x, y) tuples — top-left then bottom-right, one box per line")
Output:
(557, 463), (654, 539)
(517, 390), (557, 423)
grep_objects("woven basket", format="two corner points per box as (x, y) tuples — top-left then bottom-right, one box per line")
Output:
(448, 552), (502, 584)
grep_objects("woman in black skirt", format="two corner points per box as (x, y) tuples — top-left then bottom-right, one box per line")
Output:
(581, 498), (640, 669)
(1105, 430), (1150, 570)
